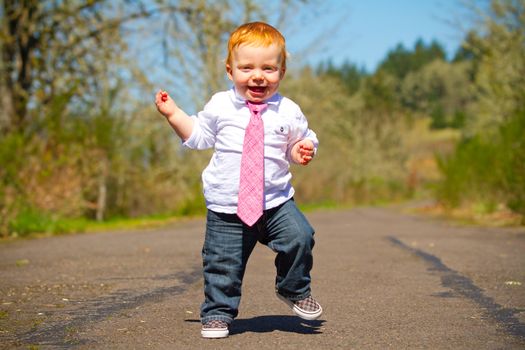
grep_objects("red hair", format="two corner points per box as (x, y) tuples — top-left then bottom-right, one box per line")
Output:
(226, 22), (287, 71)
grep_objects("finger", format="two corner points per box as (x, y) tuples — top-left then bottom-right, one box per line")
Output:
(300, 145), (313, 152)
(300, 149), (314, 157)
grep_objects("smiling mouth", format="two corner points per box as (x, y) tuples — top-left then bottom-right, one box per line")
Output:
(248, 86), (266, 94)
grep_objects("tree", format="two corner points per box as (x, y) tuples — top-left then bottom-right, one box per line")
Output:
(281, 67), (409, 205)
(153, 0), (312, 109)
(1, 1), (126, 135)
(0, 0), (316, 233)
(463, 0), (525, 135)
(400, 59), (473, 128)
(316, 59), (367, 95)
(436, 0), (525, 220)
(377, 39), (447, 80)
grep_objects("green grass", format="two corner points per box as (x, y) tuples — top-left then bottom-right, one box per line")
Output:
(6, 210), (203, 239)
(80, 214), (199, 233)
(5, 195), (208, 239)
(8, 208), (85, 238)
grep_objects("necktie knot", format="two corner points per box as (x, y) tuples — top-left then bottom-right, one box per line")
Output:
(247, 101), (267, 117)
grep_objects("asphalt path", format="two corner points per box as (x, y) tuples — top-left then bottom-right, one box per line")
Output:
(0, 207), (524, 349)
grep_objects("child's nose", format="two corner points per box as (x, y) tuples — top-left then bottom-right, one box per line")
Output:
(252, 70), (264, 81)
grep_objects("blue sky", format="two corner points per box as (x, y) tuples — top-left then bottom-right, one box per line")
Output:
(284, 0), (469, 72)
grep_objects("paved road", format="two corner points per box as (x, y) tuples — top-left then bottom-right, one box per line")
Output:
(0, 207), (524, 349)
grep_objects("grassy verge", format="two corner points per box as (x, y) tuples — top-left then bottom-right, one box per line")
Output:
(409, 200), (524, 228)
(4, 211), (204, 240)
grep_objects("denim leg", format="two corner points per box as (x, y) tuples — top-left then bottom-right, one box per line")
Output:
(264, 199), (315, 301)
(200, 210), (258, 324)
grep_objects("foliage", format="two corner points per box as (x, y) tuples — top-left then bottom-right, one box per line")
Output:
(436, 110), (525, 220)
(8, 207), (85, 237)
(462, 0), (525, 136)
(0, 0), (129, 134)
(400, 59), (473, 129)
(281, 68), (410, 206)
(376, 39), (447, 80)
(0, 0), (312, 237)
(500, 112), (525, 215)
(435, 0), (525, 221)
(316, 59), (367, 95)
(1, 0), (524, 237)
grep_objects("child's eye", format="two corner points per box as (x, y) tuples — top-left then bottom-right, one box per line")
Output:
(264, 66), (277, 72)
(239, 66), (252, 72)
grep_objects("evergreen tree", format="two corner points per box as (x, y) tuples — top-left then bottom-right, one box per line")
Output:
(377, 39), (447, 79)
(316, 59), (367, 95)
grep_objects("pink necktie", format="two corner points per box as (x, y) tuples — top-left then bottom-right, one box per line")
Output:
(237, 101), (267, 226)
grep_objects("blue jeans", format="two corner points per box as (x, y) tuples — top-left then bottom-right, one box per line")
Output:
(200, 198), (315, 325)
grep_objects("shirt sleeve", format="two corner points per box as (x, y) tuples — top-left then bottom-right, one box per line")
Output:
(285, 107), (319, 162)
(182, 100), (218, 150)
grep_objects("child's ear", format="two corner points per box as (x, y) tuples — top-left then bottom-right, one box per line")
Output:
(226, 64), (233, 81)
(280, 67), (286, 79)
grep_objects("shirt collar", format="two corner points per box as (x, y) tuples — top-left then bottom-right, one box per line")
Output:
(229, 87), (281, 108)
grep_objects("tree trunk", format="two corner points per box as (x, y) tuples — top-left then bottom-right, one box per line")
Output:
(96, 156), (108, 222)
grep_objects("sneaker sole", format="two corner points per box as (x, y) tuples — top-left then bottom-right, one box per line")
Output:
(201, 328), (229, 339)
(276, 293), (323, 320)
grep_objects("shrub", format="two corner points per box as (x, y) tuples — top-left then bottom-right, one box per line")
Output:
(436, 110), (525, 220)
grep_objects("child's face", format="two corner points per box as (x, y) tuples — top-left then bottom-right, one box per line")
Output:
(226, 44), (285, 103)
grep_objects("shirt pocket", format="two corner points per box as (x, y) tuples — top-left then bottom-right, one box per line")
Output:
(266, 123), (289, 151)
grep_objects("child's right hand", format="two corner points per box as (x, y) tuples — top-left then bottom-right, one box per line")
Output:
(155, 90), (177, 118)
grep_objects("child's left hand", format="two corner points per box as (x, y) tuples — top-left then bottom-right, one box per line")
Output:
(291, 139), (315, 165)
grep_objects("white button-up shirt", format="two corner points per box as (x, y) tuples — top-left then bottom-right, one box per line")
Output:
(183, 88), (318, 214)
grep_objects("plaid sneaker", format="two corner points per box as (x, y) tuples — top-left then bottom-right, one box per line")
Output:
(276, 293), (323, 320)
(201, 320), (229, 339)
